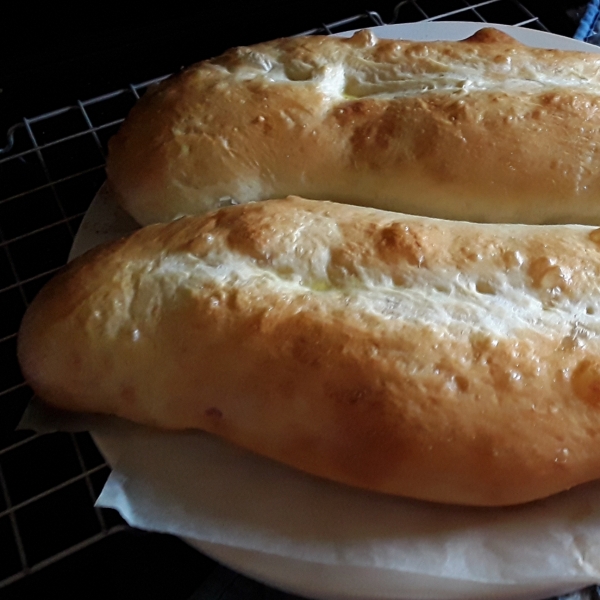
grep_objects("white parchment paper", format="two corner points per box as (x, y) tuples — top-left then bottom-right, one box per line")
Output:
(20, 399), (600, 600)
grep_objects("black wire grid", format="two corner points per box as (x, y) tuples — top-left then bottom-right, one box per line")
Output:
(1, 1), (596, 598)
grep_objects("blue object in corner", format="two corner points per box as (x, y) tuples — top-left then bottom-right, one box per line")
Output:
(575, 0), (600, 42)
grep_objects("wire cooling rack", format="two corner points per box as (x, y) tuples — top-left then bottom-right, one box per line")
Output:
(1, 1), (597, 598)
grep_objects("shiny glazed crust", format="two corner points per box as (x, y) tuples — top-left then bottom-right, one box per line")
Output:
(107, 28), (600, 225)
(17, 197), (600, 506)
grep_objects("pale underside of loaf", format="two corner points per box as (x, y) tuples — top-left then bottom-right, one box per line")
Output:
(107, 28), (600, 225)
(17, 197), (600, 506)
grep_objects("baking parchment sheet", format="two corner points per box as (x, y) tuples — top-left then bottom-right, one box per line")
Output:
(21, 399), (600, 600)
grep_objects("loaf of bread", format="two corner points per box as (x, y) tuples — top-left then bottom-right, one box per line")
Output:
(17, 196), (600, 506)
(107, 28), (600, 226)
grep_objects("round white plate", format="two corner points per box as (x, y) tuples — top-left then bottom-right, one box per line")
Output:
(72, 23), (600, 600)
(340, 21), (600, 52)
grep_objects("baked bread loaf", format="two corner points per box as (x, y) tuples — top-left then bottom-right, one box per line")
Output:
(107, 28), (600, 226)
(17, 196), (600, 506)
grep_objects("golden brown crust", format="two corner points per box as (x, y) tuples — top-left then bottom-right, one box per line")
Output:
(107, 28), (600, 225)
(17, 197), (600, 506)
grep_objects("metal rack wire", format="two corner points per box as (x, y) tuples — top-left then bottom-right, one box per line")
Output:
(0, 0), (593, 597)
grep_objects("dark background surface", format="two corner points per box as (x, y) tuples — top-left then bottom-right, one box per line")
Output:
(0, 1), (596, 599)
(1, 1), (394, 137)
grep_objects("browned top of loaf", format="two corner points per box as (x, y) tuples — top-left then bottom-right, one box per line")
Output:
(107, 28), (600, 225)
(17, 197), (600, 506)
